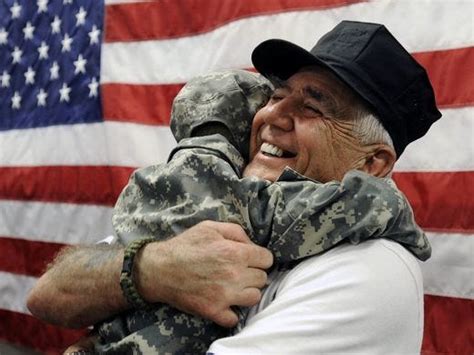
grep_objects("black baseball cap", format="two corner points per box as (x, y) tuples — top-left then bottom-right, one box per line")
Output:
(251, 21), (442, 157)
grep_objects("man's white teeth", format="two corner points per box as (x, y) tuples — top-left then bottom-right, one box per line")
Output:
(261, 142), (283, 157)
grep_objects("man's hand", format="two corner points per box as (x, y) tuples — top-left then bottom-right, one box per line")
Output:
(136, 221), (274, 327)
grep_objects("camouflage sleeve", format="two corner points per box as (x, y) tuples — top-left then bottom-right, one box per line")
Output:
(261, 170), (431, 263)
(115, 140), (430, 261)
(112, 163), (170, 245)
(112, 134), (250, 245)
(94, 305), (230, 354)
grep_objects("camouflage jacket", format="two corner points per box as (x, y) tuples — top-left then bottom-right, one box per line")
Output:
(94, 134), (431, 354)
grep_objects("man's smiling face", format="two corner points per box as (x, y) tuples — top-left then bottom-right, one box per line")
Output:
(243, 67), (373, 183)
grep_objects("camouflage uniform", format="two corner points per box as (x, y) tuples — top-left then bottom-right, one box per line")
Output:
(93, 70), (431, 354)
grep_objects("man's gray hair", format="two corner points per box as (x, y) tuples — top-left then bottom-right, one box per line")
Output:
(352, 105), (395, 152)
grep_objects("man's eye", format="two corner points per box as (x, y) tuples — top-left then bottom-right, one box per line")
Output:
(305, 105), (322, 115)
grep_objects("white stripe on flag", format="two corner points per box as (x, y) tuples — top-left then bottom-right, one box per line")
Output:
(421, 233), (474, 299)
(0, 122), (175, 168)
(0, 271), (36, 315)
(0, 200), (114, 245)
(1, 108), (471, 171)
(394, 107), (474, 172)
(101, 0), (473, 84)
(1, 231), (472, 316)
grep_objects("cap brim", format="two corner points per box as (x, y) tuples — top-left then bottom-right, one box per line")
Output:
(252, 39), (325, 80)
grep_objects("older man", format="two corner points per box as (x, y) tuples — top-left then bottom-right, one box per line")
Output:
(28, 21), (440, 353)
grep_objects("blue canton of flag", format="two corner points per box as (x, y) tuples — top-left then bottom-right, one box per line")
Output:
(0, 0), (104, 131)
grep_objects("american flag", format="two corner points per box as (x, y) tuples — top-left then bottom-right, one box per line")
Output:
(0, 0), (472, 353)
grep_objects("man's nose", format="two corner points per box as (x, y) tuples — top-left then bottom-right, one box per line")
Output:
(263, 99), (294, 131)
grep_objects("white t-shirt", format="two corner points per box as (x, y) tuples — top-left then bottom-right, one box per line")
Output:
(208, 239), (424, 354)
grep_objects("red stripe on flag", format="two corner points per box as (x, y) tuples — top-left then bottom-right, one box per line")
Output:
(0, 166), (135, 206)
(422, 295), (474, 355)
(393, 171), (474, 233)
(413, 47), (474, 109)
(1, 166), (472, 233)
(102, 83), (183, 125)
(0, 309), (87, 353)
(102, 48), (473, 125)
(104, 0), (364, 42)
(0, 237), (66, 277)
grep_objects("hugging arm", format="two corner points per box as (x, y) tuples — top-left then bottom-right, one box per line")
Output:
(254, 170), (430, 262)
(27, 221), (273, 329)
(27, 243), (127, 328)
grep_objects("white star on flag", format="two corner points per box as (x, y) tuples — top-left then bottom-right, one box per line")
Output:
(51, 16), (61, 34)
(1, 71), (10, 87)
(37, 0), (48, 13)
(73, 54), (87, 74)
(10, 2), (22, 19)
(12, 46), (22, 63)
(59, 82), (71, 102)
(38, 41), (49, 59)
(50, 61), (59, 80)
(88, 77), (99, 97)
(88, 25), (101, 45)
(0, 28), (8, 45)
(24, 67), (36, 84)
(61, 33), (73, 52)
(63, 0), (73, 4)
(11, 91), (21, 109)
(23, 22), (35, 40)
(36, 89), (48, 107)
(76, 7), (87, 26)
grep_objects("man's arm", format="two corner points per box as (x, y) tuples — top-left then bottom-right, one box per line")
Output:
(27, 221), (273, 329)
(27, 242), (125, 328)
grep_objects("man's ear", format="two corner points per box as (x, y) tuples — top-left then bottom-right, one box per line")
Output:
(361, 145), (397, 178)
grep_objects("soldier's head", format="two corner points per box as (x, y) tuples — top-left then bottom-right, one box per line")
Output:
(244, 21), (441, 183)
(170, 69), (272, 160)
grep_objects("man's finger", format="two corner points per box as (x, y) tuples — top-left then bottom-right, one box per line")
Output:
(233, 287), (262, 307)
(240, 268), (268, 289)
(213, 308), (239, 328)
(206, 221), (253, 244)
(244, 244), (274, 269)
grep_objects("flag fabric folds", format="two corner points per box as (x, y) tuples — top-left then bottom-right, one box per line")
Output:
(0, 0), (472, 353)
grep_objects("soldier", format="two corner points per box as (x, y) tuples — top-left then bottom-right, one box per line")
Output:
(88, 69), (429, 353)
(28, 21), (441, 354)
